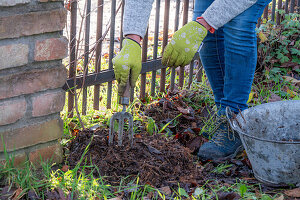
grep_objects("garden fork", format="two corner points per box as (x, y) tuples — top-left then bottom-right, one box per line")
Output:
(109, 81), (134, 146)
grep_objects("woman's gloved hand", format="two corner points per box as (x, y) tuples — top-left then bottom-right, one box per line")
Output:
(162, 21), (207, 67)
(113, 38), (141, 95)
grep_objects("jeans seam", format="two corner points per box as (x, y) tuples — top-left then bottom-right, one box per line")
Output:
(214, 31), (224, 80)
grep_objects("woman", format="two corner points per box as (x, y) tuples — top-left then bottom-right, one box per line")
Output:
(113, 0), (272, 161)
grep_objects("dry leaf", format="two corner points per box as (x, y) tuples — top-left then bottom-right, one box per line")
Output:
(287, 88), (297, 98)
(191, 122), (197, 128)
(284, 187), (300, 197)
(159, 186), (171, 195)
(258, 32), (268, 43)
(68, 122), (77, 129)
(268, 92), (281, 102)
(247, 92), (255, 103)
(282, 76), (300, 86)
(274, 194), (284, 200)
(12, 188), (23, 200)
(61, 165), (69, 172)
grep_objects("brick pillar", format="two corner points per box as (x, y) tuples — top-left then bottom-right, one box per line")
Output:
(0, 0), (67, 166)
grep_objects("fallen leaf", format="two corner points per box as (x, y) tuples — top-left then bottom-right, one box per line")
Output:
(191, 122), (197, 128)
(186, 136), (207, 153)
(274, 194), (284, 200)
(146, 144), (162, 155)
(146, 191), (153, 199)
(283, 76), (300, 86)
(284, 187), (300, 197)
(12, 188), (23, 200)
(61, 165), (69, 172)
(176, 106), (190, 115)
(258, 32), (268, 43)
(280, 62), (298, 68)
(134, 134), (143, 138)
(268, 92), (281, 102)
(159, 186), (171, 195)
(68, 122), (77, 129)
(287, 88), (297, 98)
(247, 92), (255, 103)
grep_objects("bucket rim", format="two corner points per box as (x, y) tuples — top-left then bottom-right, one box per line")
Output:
(237, 129), (300, 144)
(225, 107), (300, 144)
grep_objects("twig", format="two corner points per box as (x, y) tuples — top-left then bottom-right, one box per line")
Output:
(238, 108), (246, 123)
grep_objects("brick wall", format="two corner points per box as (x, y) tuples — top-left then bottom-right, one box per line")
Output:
(0, 0), (67, 166)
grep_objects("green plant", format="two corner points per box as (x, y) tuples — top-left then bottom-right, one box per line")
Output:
(238, 183), (247, 198)
(257, 12), (300, 81)
(211, 163), (233, 174)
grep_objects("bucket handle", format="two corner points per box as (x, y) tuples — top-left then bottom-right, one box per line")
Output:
(225, 107), (300, 144)
(225, 107), (242, 132)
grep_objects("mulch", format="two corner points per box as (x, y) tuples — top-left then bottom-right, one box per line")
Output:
(66, 127), (279, 195)
(67, 128), (203, 188)
(66, 90), (284, 196)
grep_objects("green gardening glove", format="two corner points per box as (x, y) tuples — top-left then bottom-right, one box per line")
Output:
(113, 38), (141, 95)
(162, 21), (207, 67)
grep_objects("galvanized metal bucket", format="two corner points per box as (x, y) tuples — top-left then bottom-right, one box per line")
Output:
(227, 100), (300, 186)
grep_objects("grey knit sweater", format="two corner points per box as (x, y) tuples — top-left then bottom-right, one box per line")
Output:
(123, 0), (259, 38)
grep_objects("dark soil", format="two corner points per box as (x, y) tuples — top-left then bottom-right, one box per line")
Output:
(66, 92), (281, 195)
(67, 128), (203, 187)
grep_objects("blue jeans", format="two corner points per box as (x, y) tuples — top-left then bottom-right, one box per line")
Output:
(193, 0), (271, 114)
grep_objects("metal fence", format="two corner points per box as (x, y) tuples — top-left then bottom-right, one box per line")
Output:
(63, 0), (299, 117)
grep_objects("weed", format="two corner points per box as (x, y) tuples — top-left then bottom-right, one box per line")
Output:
(211, 163), (233, 174)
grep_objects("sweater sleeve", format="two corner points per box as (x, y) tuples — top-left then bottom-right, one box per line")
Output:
(123, 0), (154, 38)
(201, 0), (258, 30)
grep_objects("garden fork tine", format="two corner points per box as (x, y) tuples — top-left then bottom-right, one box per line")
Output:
(109, 81), (133, 146)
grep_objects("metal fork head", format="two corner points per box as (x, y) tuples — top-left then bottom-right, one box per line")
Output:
(109, 105), (133, 146)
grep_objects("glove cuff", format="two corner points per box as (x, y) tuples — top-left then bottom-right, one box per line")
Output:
(123, 38), (141, 47)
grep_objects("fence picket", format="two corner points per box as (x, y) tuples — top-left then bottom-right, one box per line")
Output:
(179, 0), (189, 88)
(290, 0), (295, 12)
(170, 0), (181, 92)
(272, 0), (276, 21)
(285, 0), (289, 13)
(151, 0), (161, 97)
(82, 0), (92, 115)
(68, 0), (77, 118)
(140, 29), (149, 100)
(94, 0), (104, 110)
(107, 0), (116, 109)
(277, 0), (283, 25)
(160, 0), (170, 93)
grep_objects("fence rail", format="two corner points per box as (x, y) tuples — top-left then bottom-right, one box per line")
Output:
(63, 0), (299, 117)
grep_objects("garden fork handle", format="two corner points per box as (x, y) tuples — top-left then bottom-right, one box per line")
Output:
(119, 81), (130, 106)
